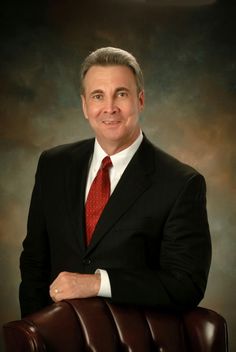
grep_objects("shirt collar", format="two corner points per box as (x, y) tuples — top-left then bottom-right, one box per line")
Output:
(93, 130), (143, 170)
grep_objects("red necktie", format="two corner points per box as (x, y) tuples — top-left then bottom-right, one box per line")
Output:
(85, 156), (113, 245)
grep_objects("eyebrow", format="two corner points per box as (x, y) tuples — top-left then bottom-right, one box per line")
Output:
(90, 89), (104, 96)
(115, 87), (130, 92)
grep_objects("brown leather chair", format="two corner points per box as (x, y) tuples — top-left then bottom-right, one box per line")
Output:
(3, 298), (228, 352)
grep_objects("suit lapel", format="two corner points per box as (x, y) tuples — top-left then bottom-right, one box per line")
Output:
(65, 139), (94, 254)
(86, 137), (155, 255)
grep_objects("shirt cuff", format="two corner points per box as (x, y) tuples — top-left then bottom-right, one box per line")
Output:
(95, 269), (112, 298)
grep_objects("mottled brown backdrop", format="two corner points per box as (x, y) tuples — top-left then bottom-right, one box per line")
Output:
(0, 0), (235, 351)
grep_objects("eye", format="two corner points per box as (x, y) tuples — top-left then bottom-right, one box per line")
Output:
(117, 91), (128, 98)
(92, 94), (103, 100)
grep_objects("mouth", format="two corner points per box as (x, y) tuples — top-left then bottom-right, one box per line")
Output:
(102, 120), (121, 125)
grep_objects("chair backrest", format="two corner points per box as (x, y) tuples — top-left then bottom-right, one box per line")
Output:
(2, 298), (228, 352)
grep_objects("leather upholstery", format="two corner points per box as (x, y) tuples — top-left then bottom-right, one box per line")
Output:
(3, 298), (228, 352)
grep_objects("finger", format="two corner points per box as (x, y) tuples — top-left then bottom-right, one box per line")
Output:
(49, 286), (62, 300)
(50, 293), (62, 302)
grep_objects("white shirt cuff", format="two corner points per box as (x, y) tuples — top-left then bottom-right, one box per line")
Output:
(95, 269), (112, 298)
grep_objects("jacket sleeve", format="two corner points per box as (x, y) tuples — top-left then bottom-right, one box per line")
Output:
(19, 152), (51, 317)
(107, 174), (212, 310)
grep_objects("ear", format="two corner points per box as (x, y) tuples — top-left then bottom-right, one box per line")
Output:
(138, 90), (145, 112)
(81, 95), (88, 119)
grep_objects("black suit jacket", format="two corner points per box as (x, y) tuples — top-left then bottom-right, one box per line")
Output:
(19, 136), (211, 317)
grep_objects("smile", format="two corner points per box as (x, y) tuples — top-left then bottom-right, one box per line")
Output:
(102, 120), (121, 125)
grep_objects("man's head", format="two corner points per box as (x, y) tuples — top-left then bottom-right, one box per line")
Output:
(80, 47), (144, 155)
(80, 47), (144, 95)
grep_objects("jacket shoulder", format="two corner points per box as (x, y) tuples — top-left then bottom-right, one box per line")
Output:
(143, 137), (202, 181)
(42, 138), (94, 159)
(36, 138), (94, 175)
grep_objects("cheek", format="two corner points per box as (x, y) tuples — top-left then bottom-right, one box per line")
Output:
(86, 105), (101, 119)
(125, 103), (140, 119)
(120, 102), (134, 114)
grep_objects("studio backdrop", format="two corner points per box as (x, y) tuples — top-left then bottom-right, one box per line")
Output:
(0, 0), (235, 351)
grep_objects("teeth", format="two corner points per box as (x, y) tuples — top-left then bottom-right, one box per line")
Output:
(103, 121), (120, 125)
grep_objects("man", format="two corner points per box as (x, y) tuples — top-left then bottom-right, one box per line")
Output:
(19, 47), (211, 317)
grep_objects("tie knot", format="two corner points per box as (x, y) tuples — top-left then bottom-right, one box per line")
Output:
(101, 156), (112, 170)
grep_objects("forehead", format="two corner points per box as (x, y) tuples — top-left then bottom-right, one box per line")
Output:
(83, 65), (137, 91)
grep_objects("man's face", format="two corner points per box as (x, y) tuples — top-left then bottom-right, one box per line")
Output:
(81, 65), (144, 154)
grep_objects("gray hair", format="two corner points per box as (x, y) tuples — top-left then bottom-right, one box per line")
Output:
(80, 47), (144, 94)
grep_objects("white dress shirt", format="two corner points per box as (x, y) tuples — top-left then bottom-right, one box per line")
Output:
(85, 131), (143, 297)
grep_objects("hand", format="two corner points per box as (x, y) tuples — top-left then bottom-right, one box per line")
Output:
(49, 271), (101, 303)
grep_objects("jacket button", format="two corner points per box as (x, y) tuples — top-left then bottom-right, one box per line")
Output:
(83, 258), (91, 265)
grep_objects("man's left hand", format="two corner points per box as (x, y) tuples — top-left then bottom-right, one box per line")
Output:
(49, 271), (101, 302)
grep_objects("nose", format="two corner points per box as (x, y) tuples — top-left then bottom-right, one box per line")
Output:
(103, 97), (119, 115)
